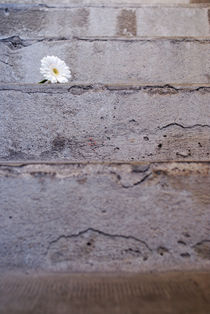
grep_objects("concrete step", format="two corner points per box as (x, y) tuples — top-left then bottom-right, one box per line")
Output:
(0, 4), (209, 38)
(0, 37), (209, 84)
(0, 83), (209, 161)
(1, 0), (210, 5)
(1, 272), (210, 314)
(0, 161), (210, 272)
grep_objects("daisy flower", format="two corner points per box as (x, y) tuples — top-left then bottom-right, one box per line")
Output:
(40, 56), (71, 83)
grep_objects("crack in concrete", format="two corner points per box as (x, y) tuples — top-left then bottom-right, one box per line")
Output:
(159, 123), (210, 130)
(0, 36), (32, 49)
(118, 173), (152, 189)
(0, 163), (152, 188)
(47, 227), (153, 253)
(0, 59), (13, 67)
(0, 84), (209, 94)
(0, 36), (210, 49)
(109, 164), (151, 188)
(133, 173), (152, 186)
(73, 36), (210, 43)
(47, 229), (210, 260)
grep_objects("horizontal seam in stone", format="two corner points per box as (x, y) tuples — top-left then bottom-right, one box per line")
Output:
(0, 3), (209, 9)
(0, 84), (209, 93)
(0, 161), (210, 166)
(1, 36), (210, 48)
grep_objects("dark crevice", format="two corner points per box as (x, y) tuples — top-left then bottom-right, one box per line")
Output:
(72, 36), (210, 44)
(47, 227), (153, 252)
(0, 36), (210, 48)
(0, 84), (209, 95)
(132, 173), (151, 187)
(159, 122), (210, 130)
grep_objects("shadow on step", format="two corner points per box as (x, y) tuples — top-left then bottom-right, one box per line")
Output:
(0, 271), (210, 314)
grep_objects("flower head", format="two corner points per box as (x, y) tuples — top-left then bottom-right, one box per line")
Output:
(40, 56), (71, 83)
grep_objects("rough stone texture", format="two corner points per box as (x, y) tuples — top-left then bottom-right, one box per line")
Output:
(0, 37), (209, 84)
(0, 0), (195, 6)
(0, 272), (210, 314)
(0, 162), (210, 271)
(0, 5), (209, 39)
(0, 0), (208, 5)
(0, 84), (209, 161)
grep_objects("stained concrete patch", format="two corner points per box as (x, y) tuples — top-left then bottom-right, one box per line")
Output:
(0, 7), (89, 39)
(71, 8), (89, 27)
(194, 241), (210, 259)
(152, 162), (210, 206)
(117, 9), (137, 36)
(0, 8), (46, 37)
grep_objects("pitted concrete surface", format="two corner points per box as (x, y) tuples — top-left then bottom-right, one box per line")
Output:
(0, 0), (209, 278)
(0, 272), (210, 314)
(0, 5), (209, 38)
(0, 37), (209, 84)
(0, 162), (210, 271)
(0, 84), (209, 161)
(1, 0), (209, 5)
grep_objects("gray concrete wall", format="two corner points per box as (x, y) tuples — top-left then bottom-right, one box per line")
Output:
(0, 5), (209, 39)
(0, 84), (209, 161)
(0, 38), (209, 84)
(0, 162), (210, 272)
(0, 0), (209, 274)
(0, 0), (209, 5)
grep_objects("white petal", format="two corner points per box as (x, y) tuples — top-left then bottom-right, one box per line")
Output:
(57, 76), (69, 83)
(40, 56), (71, 84)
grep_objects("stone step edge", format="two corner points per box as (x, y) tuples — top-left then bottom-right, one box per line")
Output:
(0, 162), (209, 181)
(1, 35), (210, 42)
(1, 161), (210, 167)
(1, 3), (210, 9)
(0, 83), (210, 92)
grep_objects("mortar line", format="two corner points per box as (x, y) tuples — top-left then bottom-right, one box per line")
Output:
(0, 161), (210, 167)
(0, 3), (210, 9)
(1, 35), (210, 43)
(0, 83), (209, 92)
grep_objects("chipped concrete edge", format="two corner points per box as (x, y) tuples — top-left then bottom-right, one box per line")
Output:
(1, 35), (210, 42)
(0, 82), (210, 92)
(0, 161), (210, 177)
(0, 160), (210, 166)
(0, 3), (210, 9)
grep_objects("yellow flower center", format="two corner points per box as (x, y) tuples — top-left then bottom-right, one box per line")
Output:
(53, 68), (59, 75)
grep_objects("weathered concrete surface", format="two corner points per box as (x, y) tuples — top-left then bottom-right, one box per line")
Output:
(0, 272), (210, 314)
(1, 0), (209, 5)
(0, 5), (209, 38)
(0, 37), (209, 84)
(0, 84), (209, 161)
(0, 162), (210, 271)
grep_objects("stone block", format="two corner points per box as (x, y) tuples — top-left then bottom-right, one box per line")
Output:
(0, 38), (209, 84)
(0, 162), (210, 271)
(0, 84), (209, 161)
